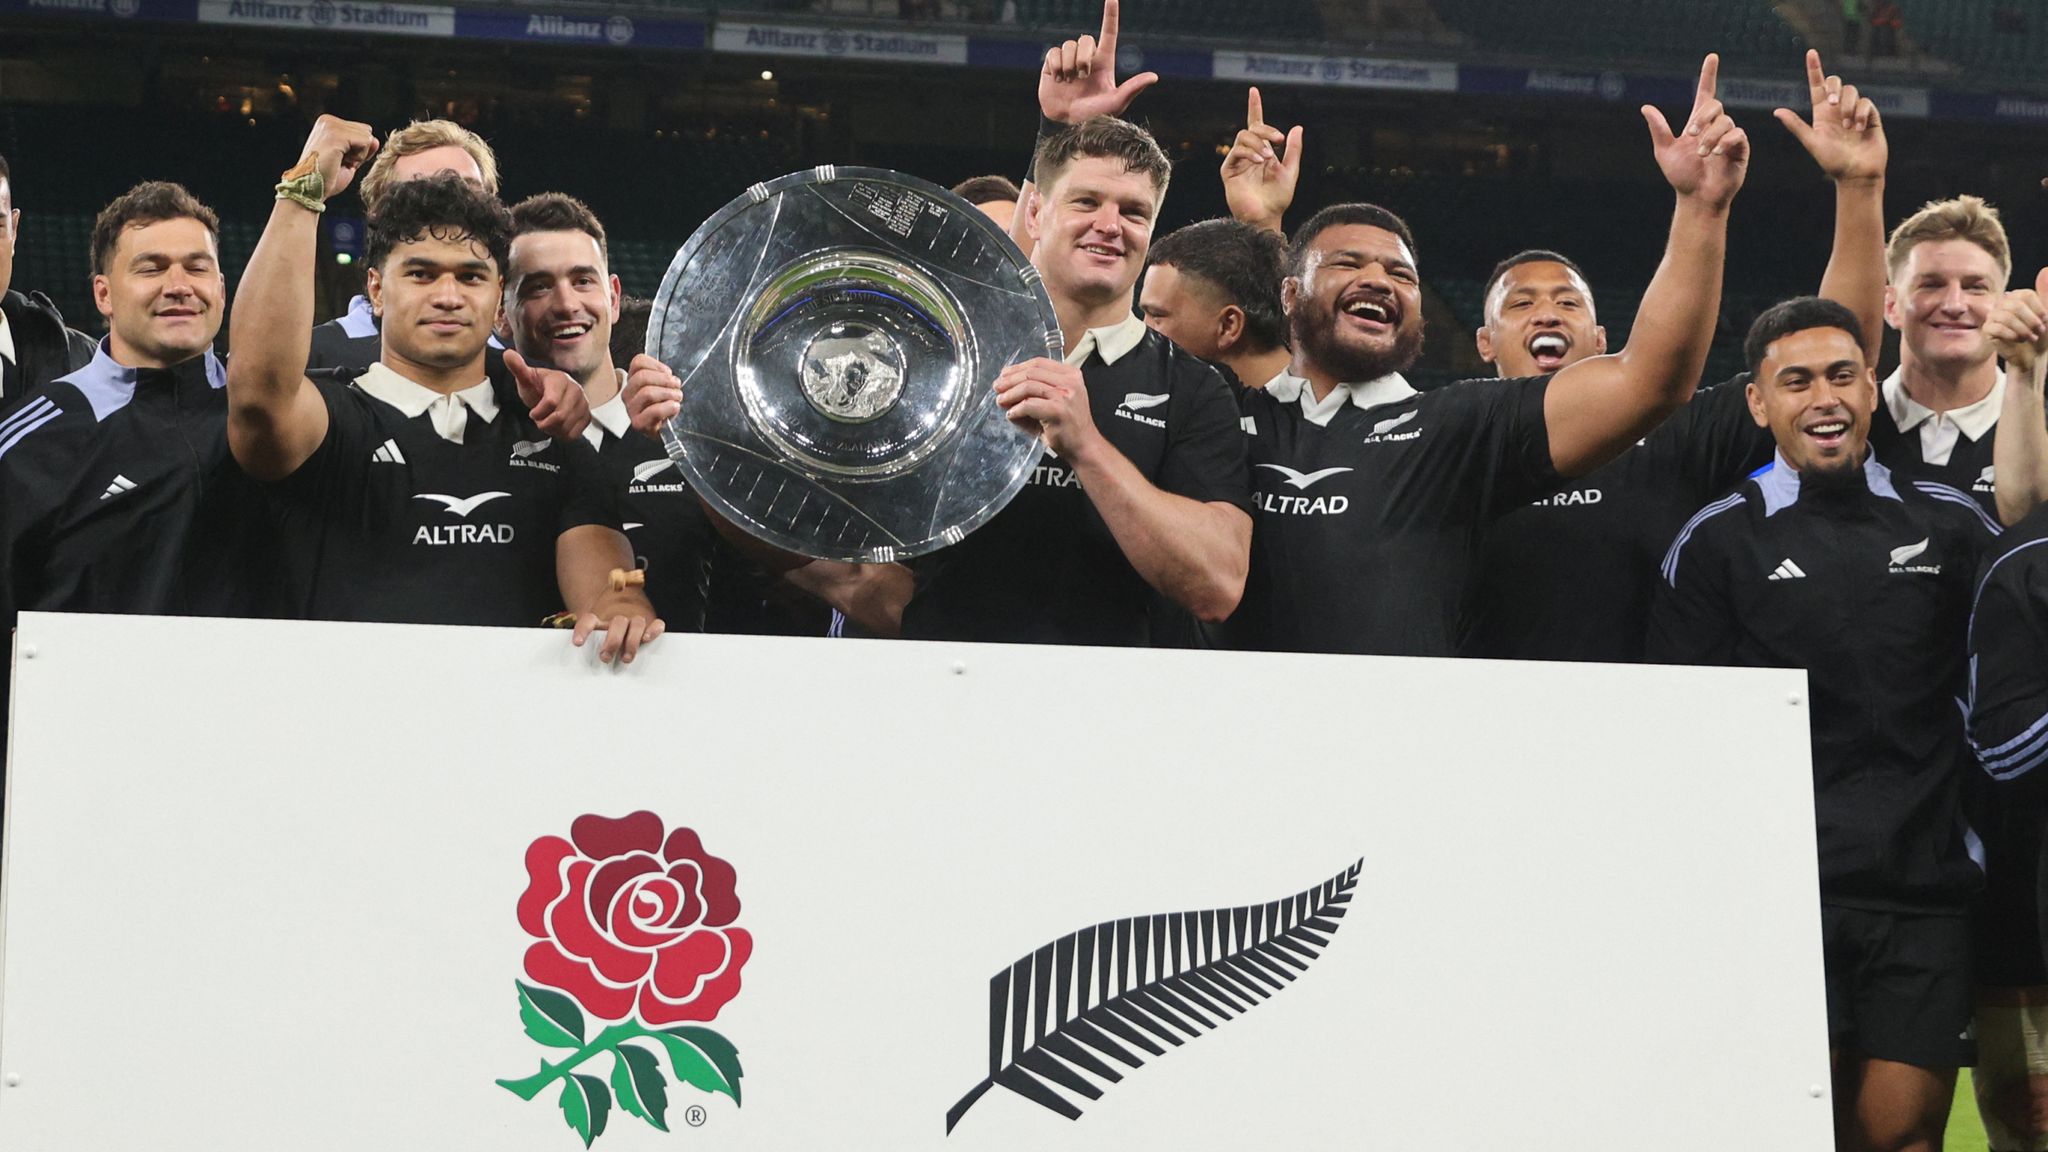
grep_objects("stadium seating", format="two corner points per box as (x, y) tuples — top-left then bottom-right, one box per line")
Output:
(1895, 0), (2042, 84)
(1428, 0), (1806, 69)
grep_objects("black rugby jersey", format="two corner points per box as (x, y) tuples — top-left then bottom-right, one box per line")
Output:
(1967, 503), (2048, 798)
(1226, 371), (1558, 657)
(901, 318), (1251, 646)
(1462, 377), (1771, 663)
(0, 343), (281, 625)
(270, 362), (619, 626)
(584, 392), (715, 632)
(1649, 455), (2000, 911)
(1867, 370), (2004, 517)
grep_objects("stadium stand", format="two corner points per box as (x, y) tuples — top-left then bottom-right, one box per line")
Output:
(1429, 0), (1807, 70)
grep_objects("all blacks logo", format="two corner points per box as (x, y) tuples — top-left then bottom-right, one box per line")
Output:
(604, 14), (633, 44)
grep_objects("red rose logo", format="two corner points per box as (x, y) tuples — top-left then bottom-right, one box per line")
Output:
(498, 812), (748, 1147)
(518, 811), (752, 1025)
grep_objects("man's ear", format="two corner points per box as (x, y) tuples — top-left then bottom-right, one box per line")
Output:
(1745, 379), (1769, 430)
(608, 273), (622, 323)
(1280, 276), (1299, 319)
(92, 273), (112, 320)
(1474, 324), (1494, 364)
(1883, 284), (1902, 331)
(1024, 187), (1045, 245)
(365, 267), (383, 319)
(1593, 325), (1609, 356)
(1216, 305), (1247, 354)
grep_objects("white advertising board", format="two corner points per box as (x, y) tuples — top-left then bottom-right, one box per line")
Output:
(0, 613), (1830, 1149)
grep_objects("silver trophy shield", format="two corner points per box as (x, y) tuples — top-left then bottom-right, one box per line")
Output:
(648, 166), (1062, 563)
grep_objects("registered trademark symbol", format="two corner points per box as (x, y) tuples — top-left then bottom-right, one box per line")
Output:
(685, 1105), (707, 1128)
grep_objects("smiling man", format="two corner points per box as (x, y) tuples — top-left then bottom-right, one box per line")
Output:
(1226, 56), (1745, 657)
(1649, 295), (2031, 1152)
(228, 116), (656, 663)
(1873, 196), (2015, 518)
(502, 192), (716, 633)
(308, 118), (503, 373)
(0, 181), (283, 630)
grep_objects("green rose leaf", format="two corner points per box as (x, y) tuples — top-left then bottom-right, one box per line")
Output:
(559, 1072), (611, 1148)
(517, 981), (586, 1049)
(653, 1028), (739, 1104)
(610, 1043), (671, 1132)
(664, 1026), (745, 1107)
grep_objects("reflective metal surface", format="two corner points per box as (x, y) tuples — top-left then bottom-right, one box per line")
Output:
(649, 167), (1062, 562)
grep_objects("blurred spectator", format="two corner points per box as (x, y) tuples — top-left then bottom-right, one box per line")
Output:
(1872, 1), (1902, 57)
(0, 153), (94, 401)
(1842, 0), (1861, 54)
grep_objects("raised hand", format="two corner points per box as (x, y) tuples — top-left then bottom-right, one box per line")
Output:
(1774, 49), (1886, 185)
(1987, 268), (2048, 377)
(1642, 54), (1749, 211)
(1039, 0), (1159, 125)
(1220, 87), (1302, 235)
(293, 114), (380, 200)
(503, 349), (593, 441)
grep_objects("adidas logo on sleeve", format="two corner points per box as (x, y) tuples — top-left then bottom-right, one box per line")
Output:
(1768, 558), (1807, 581)
(99, 474), (138, 501)
(371, 439), (406, 464)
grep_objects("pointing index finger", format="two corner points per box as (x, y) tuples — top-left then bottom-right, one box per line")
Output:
(1695, 52), (1720, 107)
(1804, 48), (1826, 105)
(1248, 86), (1266, 130)
(1099, 0), (1120, 57)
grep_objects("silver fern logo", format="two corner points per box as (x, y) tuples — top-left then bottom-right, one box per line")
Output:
(944, 859), (1361, 1134)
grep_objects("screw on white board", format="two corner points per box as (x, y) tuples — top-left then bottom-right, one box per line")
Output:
(950, 661), (967, 676)
(5, 1072), (21, 1087)
(1808, 1084), (1824, 1098)
(1787, 692), (1803, 706)
(20, 644), (34, 659)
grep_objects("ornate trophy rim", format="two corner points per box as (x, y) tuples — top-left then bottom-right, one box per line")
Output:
(648, 166), (1060, 564)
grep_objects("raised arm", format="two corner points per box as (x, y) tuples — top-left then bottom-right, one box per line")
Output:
(226, 115), (379, 481)
(996, 359), (1249, 621)
(1544, 55), (1747, 477)
(1776, 50), (1888, 363)
(1010, 0), (1159, 251)
(1987, 270), (2048, 525)
(1220, 87), (1301, 237)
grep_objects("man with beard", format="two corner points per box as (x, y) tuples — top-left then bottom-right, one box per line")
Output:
(229, 116), (656, 663)
(0, 153), (95, 399)
(503, 194), (716, 633)
(1140, 218), (1291, 393)
(1226, 55), (1745, 657)
(1458, 51), (1889, 662)
(1650, 296), (2032, 1152)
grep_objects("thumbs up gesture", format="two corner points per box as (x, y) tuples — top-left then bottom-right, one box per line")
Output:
(1987, 269), (2048, 378)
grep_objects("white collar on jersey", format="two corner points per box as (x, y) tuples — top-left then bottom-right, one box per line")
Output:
(1882, 367), (2003, 441)
(354, 361), (498, 444)
(0, 307), (14, 366)
(1263, 370), (1418, 428)
(1063, 314), (1148, 368)
(582, 371), (631, 450)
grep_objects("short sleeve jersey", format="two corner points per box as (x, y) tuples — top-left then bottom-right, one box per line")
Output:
(1648, 455), (2001, 911)
(1967, 503), (2048, 803)
(584, 392), (716, 633)
(1867, 369), (2005, 517)
(270, 365), (619, 626)
(1461, 376), (1773, 663)
(900, 319), (1251, 646)
(1226, 371), (1558, 656)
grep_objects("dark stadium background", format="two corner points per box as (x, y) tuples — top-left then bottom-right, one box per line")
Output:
(7, 0), (2048, 392)
(1, 0), (2043, 1144)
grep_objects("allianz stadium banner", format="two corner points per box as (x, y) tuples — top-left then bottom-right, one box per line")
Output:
(0, 613), (1832, 1149)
